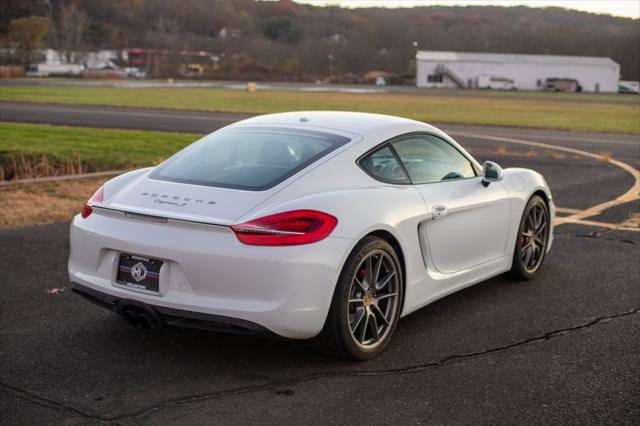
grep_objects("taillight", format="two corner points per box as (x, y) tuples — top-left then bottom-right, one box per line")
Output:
(81, 186), (104, 219)
(231, 210), (338, 246)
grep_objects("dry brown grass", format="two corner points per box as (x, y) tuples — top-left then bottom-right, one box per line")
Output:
(0, 154), (88, 181)
(0, 177), (108, 228)
(0, 66), (24, 78)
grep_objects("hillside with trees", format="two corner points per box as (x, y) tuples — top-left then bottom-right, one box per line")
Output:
(1, 0), (638, 81)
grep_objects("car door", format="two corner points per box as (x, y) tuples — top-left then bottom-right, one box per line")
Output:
(391, 134), (511, 274)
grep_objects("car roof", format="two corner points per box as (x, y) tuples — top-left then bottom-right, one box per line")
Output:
(229, 111), (444, 140)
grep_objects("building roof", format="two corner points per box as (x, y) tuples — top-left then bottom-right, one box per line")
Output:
(416, 51), (618, 67)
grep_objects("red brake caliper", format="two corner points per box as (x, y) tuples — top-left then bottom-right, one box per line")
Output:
(358, 267), (366, 284)
(358, 266), (367, 281)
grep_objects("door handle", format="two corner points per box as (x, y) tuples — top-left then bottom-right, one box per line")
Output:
(431, 205), (448, 220)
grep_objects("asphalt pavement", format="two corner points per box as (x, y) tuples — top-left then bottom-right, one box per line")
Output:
(1, 101), (639, 424)
(0, 102), (254, 133)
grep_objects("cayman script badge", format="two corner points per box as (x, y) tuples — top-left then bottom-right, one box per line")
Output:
(140, 192), (216, 207)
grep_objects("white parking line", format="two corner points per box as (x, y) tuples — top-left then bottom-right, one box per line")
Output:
(563, 218), (638, 232)
(451, 130), (639, 147)
(555, 207), (582, 214)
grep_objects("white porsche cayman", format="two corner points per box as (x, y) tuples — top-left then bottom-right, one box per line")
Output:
(69, 111), (554, 360)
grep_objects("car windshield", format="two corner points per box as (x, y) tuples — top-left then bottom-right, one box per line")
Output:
(150, 126), (350, 190)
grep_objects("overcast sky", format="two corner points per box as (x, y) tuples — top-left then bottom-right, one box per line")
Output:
(295, 1), (640, 19)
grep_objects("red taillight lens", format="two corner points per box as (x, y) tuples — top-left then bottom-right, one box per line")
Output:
(231, 210), (338, 246)
(80, 205), (93, 219)
(81, 186), (104, 219)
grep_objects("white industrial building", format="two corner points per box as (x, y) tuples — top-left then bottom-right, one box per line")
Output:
(416, 51), (620, 93)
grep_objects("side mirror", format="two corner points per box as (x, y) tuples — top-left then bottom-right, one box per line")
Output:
(482, 161), (503, 187)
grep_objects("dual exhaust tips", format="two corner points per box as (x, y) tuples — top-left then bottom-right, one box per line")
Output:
(117, 300), (162, 330)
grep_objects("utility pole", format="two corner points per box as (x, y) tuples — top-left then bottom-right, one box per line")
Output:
(328, 53), (336, 83)
(411, 41), (419, 84)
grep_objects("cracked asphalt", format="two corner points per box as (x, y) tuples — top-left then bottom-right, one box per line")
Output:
(1, 103), (639, 424)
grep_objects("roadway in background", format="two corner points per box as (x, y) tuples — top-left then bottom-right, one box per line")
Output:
(1, 78), (637, 104)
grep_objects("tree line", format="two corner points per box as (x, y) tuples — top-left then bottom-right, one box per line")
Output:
(1, 0), (638, 81)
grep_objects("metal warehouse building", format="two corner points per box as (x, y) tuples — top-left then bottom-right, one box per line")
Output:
(416, 51), (620, 93)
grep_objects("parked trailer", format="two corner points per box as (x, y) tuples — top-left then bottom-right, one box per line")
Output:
(619, 80), (640, 94)
(477, 75), (515, 90)
(26, 63), (85, 77)
(545, 78), (582, 93)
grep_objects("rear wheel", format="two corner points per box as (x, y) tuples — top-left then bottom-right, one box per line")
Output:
(510, 195), (549, 280)
(312, 236), (403, 360)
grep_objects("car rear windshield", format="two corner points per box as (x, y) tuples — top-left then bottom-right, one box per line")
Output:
(150, 126), (350, 191)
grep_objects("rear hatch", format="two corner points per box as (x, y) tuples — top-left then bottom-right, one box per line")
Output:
(104, 125), (356, 225)
(107, 174), (276, 225)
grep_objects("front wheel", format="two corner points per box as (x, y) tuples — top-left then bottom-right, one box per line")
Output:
(510, 195), (549, 280)
(312, 236), (403, 360)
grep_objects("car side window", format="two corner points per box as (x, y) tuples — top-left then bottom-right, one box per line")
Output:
(392, 135), (476, 184)
(360, 145), (410, 184)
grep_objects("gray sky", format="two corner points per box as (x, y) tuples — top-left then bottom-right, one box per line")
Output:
(295, 1), (640, 19)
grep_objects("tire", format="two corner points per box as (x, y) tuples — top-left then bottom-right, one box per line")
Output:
(311, 236), (403, 361)
(510, 195), (550, 280)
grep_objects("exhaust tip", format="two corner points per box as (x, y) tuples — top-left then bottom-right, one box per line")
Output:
(117, 300), (163, 330)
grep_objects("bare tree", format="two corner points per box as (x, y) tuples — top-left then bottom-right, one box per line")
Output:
(4, 0), (638, 80)
(57, 0), (90, 62)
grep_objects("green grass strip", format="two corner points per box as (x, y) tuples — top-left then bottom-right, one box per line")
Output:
(0, 122), (199, 173)
(1, 86), (638, 134)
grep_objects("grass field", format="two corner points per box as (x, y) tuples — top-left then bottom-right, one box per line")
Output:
(0, 177), (107, 228)
(1, 86), (638, 134)
(0, 122), (199, 179)
(0, 122), (200, 227)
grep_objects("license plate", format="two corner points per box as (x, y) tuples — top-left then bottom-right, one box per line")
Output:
(116, 254), (163, 293)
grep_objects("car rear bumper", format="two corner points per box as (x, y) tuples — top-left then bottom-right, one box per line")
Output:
(68, 208), (354, 339)
(71, 282), (280, 337)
